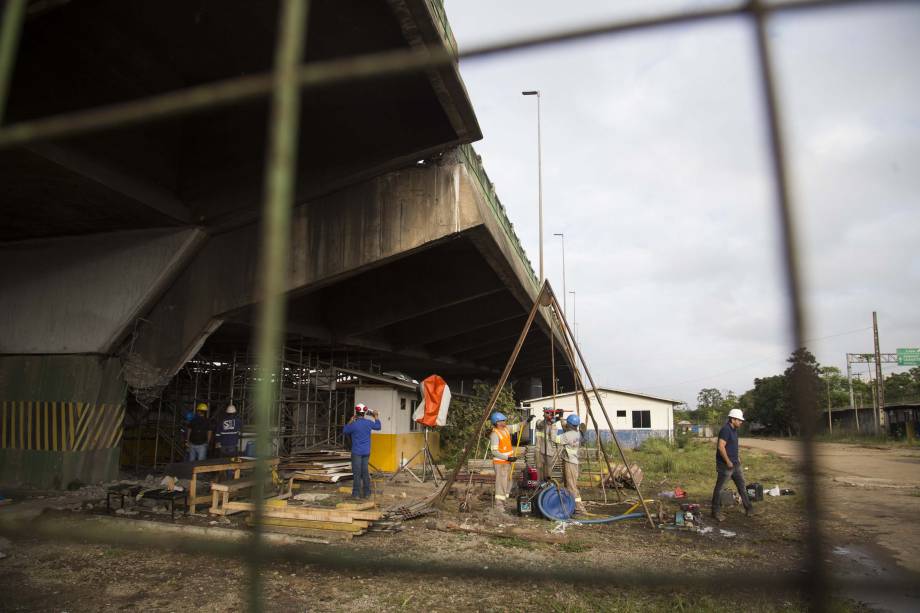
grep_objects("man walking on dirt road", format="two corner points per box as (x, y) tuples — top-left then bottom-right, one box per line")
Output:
(710, 408), (757, 522)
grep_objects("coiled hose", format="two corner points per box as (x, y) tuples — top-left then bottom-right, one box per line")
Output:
(536, 485), (645, 524)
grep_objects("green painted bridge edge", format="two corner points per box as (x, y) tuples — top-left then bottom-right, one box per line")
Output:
(459, 143), (539, 287)
(0, 447), (119, 489)
(427, 0), (458, 58)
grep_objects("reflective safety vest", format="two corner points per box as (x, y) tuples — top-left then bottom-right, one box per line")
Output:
(491, 427), (513, 464)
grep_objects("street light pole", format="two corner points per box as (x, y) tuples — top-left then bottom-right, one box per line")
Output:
(553, 232), (566, 316)
(522, 90), (543, 281)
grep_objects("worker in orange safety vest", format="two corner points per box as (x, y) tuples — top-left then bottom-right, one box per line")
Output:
(489, 411), (534, 515)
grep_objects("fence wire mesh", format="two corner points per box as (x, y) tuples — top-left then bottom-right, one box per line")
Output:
(0, 0), (915, 610)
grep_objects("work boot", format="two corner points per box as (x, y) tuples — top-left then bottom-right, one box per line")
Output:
(711, 511), (726, 522)
(745, 506), (762, 517)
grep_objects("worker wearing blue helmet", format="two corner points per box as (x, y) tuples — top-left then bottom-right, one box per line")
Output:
(554, 413), (587, 514)
(489, 410), (534, 515)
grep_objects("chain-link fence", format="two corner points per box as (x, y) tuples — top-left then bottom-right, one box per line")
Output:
(0, 0), (914, 610)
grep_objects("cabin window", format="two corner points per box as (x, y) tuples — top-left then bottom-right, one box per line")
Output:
(632, 410), (651, 429)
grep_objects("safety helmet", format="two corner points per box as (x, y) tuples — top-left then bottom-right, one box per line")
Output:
(196, 402), (208, 413)
(543, 408), (555, 417)
(354, 403), (368, 416)
(490, 411), (507, 425)
(566, 414), (581, 427)
(226, 404), (237, 415)
(728, 408), (745, 421)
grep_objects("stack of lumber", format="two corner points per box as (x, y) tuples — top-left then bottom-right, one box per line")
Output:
(281, 451), (352, 483)
(240, 500), (383, 541)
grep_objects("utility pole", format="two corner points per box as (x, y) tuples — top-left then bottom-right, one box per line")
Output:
(872, 311), (884, 434)
(852, 373), (862, 433)
(825, 376), (832, 435)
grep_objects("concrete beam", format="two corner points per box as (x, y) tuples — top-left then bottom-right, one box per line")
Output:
(128, 158), (481, 380)
(0, 228), (206, 354)
(383, 291), (524, 347)
(27, 144), (192, 224)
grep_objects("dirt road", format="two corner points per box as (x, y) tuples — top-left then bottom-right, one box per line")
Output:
(741, 438), (920, 574)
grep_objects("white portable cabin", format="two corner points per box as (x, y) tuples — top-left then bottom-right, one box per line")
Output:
(522, 387), (681, 448)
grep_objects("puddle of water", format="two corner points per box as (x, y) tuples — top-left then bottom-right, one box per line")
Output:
(831, 542), (920, 612)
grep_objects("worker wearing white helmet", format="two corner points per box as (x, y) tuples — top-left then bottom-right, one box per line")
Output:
(710, 408), (758, 522)
(343, 403), (381, 499)
(554, 413), (587, 515)
(216, 404), (241, 459)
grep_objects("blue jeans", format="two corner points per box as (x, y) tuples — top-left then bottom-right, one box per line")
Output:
(711, 463), (753, 514)
(351, 454), (371, 498)
(187, 443), (208, 462)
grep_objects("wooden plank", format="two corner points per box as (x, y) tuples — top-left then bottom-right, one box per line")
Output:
(257, 524), (354, 542)
(335, 501), (376, 511)
(222, 501), (382, 522)
(254, 517), (368, 532)
(192, 458), (280, 474)
(211, 480), (255, 492)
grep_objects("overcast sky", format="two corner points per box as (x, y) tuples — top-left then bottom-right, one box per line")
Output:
(444, 1), (920, 407)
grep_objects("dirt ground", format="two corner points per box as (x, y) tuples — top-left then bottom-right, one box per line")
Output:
(0, 443), (915, 611)
(741, 438), (920, 574)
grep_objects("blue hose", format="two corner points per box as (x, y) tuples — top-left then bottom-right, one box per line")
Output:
(536, 485), (645, 524)
(568, 512), (645, 524)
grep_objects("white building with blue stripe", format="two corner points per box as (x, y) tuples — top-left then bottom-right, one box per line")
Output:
(522, 387), (681, 448)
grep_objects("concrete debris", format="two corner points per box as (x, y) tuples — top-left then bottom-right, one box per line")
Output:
(293, 492), (332, 502)
(159, 476), (183, 492)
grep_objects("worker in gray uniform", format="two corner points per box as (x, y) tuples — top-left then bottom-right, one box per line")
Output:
(555, 413), (587, 515)
(548, 409), (567, 480)
(533, 408), (557, 481)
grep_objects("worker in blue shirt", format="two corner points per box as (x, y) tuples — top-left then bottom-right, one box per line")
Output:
(216, 404), (242, 458)
(710, 409), (759, 521)
(343, 403), (381, 499)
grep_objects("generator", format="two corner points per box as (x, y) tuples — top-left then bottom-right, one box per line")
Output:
(515, 465), (541, 516)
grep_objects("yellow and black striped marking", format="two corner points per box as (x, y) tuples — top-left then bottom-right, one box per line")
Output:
(0, 401), (124, 452)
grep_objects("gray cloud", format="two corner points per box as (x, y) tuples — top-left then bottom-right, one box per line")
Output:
(446, 1), (920, 404)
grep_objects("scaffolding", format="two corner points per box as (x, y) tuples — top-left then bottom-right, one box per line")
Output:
(123, 340), (385, 471)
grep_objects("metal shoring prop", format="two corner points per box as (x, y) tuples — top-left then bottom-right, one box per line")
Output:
(548, 293), (655, 528)
(435, 281), (548, 505)
(550, 308), (623, 504)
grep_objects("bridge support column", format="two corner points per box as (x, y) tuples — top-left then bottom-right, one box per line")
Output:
(0, 355), (125, 488)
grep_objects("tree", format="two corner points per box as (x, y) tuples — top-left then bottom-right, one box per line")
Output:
(746, 375), (786, 434)
(696, 388), (724, 424)
(884, 372), (920, 404)
(818, 366), (850, 409)
(439, 382), (515, 467)
(782, 347), (821, 436)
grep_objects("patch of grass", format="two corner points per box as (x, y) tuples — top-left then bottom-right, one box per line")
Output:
(556, 540), (590, 553)
(491, 535), (534, 550)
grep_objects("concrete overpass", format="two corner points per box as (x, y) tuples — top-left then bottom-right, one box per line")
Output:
(0, 1), (573, 486)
